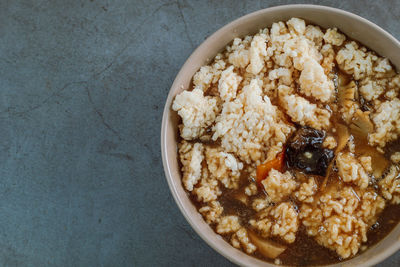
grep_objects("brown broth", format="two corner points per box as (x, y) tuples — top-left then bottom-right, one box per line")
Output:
(278, 227), (340, 266)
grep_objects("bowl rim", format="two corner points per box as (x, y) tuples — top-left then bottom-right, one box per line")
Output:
(161, 4), (400, 266)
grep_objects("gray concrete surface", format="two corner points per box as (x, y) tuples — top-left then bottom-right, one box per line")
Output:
(0, 0), (399, 266)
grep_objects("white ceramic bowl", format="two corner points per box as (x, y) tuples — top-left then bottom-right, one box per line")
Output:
(161, 4), (400, 266)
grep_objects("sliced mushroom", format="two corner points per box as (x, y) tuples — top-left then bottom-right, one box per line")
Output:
(345, 110), (388, 178)
(338, 81), (361, 124)
(349, 109), (374, 140)
(338, 81), (357, 109)
(337, 80), (374, 140)
(335, 123), (350, 154)
(356, 145), (389, 178)
(233, 191), (248, 205)
(321, 124), (350, 190)
(248, 230), (287, 259)
(337, 72), (351, 87)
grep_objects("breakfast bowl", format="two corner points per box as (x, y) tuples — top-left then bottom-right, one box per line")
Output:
(161, 4), (400, 266)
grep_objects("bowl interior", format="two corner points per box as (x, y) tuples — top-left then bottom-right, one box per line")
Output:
(161, 4), (400, 267)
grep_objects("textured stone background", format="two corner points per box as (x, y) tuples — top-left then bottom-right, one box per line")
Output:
(0, 0), (399, 266)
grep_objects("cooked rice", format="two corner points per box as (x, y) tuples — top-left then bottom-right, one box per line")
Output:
(173, 17), (400, 262)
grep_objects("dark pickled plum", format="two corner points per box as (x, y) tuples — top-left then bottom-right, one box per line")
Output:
(286, 127), (334, 176)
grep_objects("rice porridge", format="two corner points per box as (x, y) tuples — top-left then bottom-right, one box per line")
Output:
(172, 18), (400, 266)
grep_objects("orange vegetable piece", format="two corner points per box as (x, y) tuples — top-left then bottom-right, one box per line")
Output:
(256, 152), (285, 185)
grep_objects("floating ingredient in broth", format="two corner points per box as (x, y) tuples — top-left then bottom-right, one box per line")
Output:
(256, 152), (285, 185)
(321, 123), (350, 190)
(337, 71), (351, 87)
(248, 230), (287, 259)
(285, 127), (334, 176)
(356, 145), (389, 178)
(233, 190), (249, 205)
(350, 109), (374, 140)
(335, 123), (350, 153)
(338, 81), (357, 107)
(349, 110), (389, 178)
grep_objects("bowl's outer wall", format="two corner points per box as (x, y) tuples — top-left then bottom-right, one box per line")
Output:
(162, 5), (400, 267)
